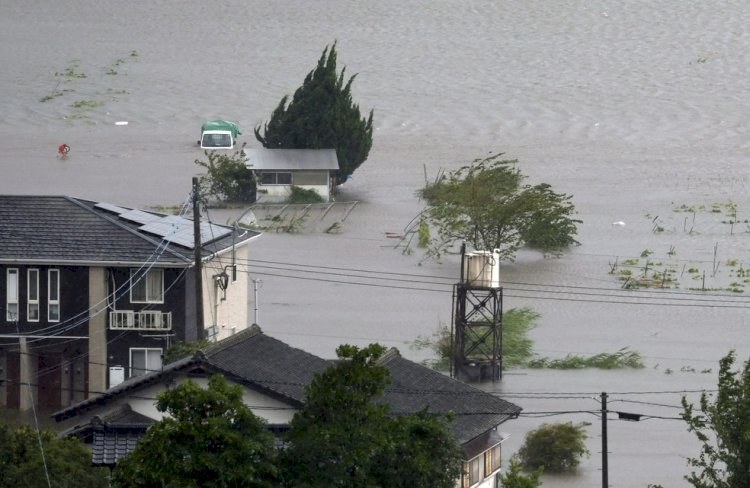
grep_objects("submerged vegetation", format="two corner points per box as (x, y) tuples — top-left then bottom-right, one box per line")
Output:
(610, 200), (750, 293)
(40, 52), (138, 119)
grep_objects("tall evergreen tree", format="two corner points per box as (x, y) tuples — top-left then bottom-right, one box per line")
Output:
(255, 43), (374, 185)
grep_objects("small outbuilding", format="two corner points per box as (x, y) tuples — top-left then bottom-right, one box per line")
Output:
(244, 148), (339, 203)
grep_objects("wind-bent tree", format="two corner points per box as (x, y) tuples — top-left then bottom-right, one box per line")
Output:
(112, 375), (277, 488)
(195, 146), (256, 203)
(419, 153), (580, 261)
(255, 43), (374, 185)
(681, 350), (750, 488)
(280, 344), (463, 488)
(0, 423), (109, 488)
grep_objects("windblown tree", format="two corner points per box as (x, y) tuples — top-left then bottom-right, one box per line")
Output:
(681, 350), (750, 488)
(280, 344), (463, 488)
(419, 153), (580, 260)
(255, 43), (374, 185)
(112, 375), (277, 488)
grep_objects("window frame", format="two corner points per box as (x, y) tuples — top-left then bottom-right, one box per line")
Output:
(129, 347), (163, 378)
(6, 268), (19, 322)
(260, 171), (293, 185)
(130, 268), (165, 304)
(48, 269), (60, 322)
(27, 268), (39, 322)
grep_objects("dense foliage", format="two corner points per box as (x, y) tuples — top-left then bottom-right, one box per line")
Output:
(419, 153), (580, 260)
(517, 422), (589, 473)
(499, 457), (544, 488)
(195, 146), (256, 203)
(280, 344), (463, 488)
(681, 350), (750, 488)
(255, 43), (374, 185)
(112, 375), (277, 488)
(0, 423), (109, 488)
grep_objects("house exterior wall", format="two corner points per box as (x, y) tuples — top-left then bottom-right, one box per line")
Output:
(254, 170), (332, 203)
(106, 266), (188, 384)
(0, 264), (90, 411)
(201, 245), (251, 342)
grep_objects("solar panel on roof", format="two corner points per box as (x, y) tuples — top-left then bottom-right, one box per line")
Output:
(139, 217), (231, 249)
(119, 209), (162, 225)
(95, 202), (130, 215)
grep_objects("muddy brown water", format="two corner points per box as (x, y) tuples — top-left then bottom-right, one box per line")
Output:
(3, 1), (750, 485)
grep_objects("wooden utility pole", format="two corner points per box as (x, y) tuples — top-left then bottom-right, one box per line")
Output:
(192, 177), (204, 339)
(601, 391), (609, 488)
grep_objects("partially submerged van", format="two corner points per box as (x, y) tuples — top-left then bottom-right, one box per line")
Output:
(198, 120), (241, 149)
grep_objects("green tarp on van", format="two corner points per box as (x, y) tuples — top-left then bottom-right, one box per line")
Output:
(201, 120), (241, 138)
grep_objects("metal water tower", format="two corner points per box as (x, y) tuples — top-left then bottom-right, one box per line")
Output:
(451, 245), (503, 382)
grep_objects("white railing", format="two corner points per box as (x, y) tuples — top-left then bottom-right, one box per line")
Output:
(110, 310), (172, 330)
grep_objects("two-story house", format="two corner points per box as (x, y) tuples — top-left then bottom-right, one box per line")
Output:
(0, 195), (259, 412)
(54, 325), (522, 488)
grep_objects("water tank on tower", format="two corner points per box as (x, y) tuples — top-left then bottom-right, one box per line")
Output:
(462, 249), (501, 288)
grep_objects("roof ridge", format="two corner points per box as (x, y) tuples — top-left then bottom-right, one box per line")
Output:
(377, 347), (401, 365)
(202, 324), (264, 357)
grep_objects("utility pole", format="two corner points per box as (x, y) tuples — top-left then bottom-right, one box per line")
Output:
(601, 391), (609, 488)
(192, 177), (204, 339)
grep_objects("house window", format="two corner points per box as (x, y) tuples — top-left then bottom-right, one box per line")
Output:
(129, 348), (162, 377)
(260, 172), (293, 185)
(27, 269), (39, 322)
(130, 269), (164, 303)
(485, 443), (502, 476)
(6, 269), (19, 321)
(48, 269), (60, 322)
(464, 455), (484, 487)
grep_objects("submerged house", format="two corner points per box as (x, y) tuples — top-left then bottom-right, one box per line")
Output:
(0, 195), (260, 412)
(54, 325), (522, 488)
(245, 148), (339, 203)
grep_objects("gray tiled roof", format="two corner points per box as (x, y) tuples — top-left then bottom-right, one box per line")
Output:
(202, 325), (329, 404)
(245, 148), (339, 171)
(54, 326), (521, 446)
(92, 429), (144, 466)
(0, 195), (259, 266)
(377, 349), (521, 444)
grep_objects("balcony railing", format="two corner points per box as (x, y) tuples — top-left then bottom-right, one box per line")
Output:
(110, 310), (172, 330)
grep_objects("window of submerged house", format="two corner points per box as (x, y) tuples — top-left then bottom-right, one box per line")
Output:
(485, 443), (502, 476)
(260, 172), (293, 185)
(130, 269), (164, 303)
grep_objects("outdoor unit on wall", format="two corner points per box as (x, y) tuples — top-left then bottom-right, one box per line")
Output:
(109, 366), (125, 388)
(462, 249), (501, 289)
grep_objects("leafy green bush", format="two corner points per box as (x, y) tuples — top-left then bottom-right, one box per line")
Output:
(195, 147), (256, 203)
(288, 185), (325, 204)
(517, 422), (589, 473)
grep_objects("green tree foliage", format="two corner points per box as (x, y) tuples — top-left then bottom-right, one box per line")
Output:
(681, 350), (750, 488)
(517, 422), (589, 473)
(112, 375), (276, 488)
(280, 344), (463, 488)
(499, 456), (544, 488)
(255, 43), (374, 185)
(195, 146), (256, 203)
(420, 153), (580, 261)
(0, 423), (109, 488)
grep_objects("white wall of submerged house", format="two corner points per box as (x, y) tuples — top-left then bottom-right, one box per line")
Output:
(255, 182), (332, 203)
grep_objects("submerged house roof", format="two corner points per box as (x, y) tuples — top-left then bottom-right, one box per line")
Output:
(244, 148), (339, 171)
(0, 195), (260, 266)
(54, 325), (521, 447)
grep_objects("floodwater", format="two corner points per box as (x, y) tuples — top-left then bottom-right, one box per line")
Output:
(3, 1), (750, 486)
